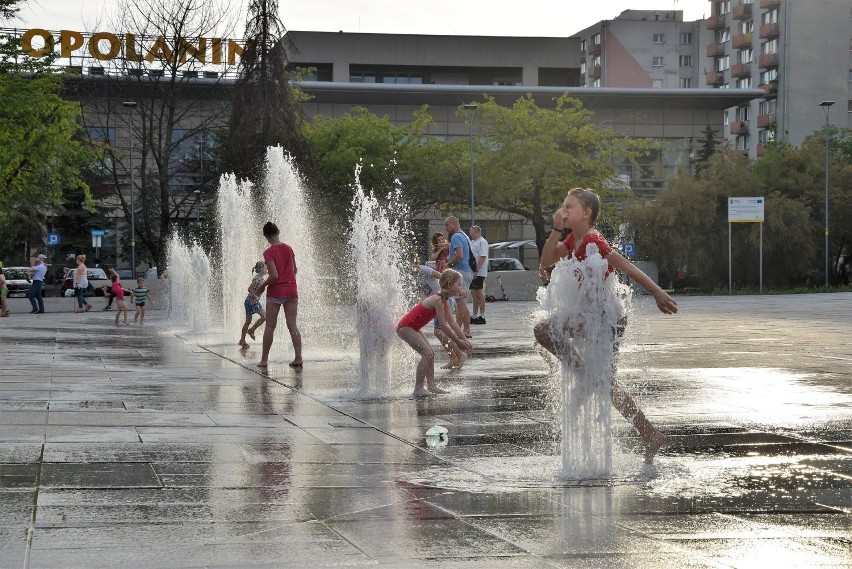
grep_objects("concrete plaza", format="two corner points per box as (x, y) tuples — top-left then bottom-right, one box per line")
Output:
(0, 292), (850, 568)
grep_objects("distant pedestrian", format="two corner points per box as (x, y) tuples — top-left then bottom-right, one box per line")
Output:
(72, 255), (93, 313)
(0, 269), (8, 317)
(430, 232), (450, 272)
(26, 254), (48, 314)
(132, 277), (151, 324)
(111, 273), (130, 326)
(468, 225), (489, 325)
(102, 269), (117, 310)
(239, 261), (267, 348)
(255, 222), (302, 369)
(396, 269), (472, 396)
(443, 217), (473, 337)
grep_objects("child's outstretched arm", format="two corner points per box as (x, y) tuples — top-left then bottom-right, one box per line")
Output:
(607, 251), (678, 314)
(436, 298), (472, 353)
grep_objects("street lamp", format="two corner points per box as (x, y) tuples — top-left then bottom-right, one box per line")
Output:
(819, 100), (835, 288)
(193, 189), (202, 223)
(123, 101), (138, 275)
(463, 103), (478, 226)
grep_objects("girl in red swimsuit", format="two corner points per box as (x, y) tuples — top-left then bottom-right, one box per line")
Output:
(397, 269), (473, 396)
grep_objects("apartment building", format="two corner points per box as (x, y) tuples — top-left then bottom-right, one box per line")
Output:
(574, 2), (852, 158)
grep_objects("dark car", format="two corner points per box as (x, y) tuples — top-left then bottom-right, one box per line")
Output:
(488, 258), (528, 271)
(60, 268), (109, 297)
(2, 267), (45, 297)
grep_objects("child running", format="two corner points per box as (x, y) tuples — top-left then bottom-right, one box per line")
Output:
(132, 278), (152, 324)
(397, 269), (472, 396)
(111, 273), (129, 326)
(535, 188), (678, 465)
(239, 261), (267, 348)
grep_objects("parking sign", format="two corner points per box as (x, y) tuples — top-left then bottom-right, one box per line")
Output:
(47, 233), (60, 246)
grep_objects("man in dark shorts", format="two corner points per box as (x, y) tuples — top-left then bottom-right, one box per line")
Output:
(469, 225), (489, 324)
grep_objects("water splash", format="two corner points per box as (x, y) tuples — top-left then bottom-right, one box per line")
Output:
(538, 242), (630, 479)
(349, 165), (414, 395)
(167, 236), (213, 336)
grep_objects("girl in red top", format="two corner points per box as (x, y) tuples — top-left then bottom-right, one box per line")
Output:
(397, 269), (472, 396)
(111, 273), (129, 326)
(255, 222), (302, 370)
(536, 188), (678, 465)
(430, 232), (450, 272)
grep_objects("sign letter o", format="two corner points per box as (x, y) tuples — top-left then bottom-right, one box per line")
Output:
(22, 29), (54, 57)
(88, 32), (121, 61)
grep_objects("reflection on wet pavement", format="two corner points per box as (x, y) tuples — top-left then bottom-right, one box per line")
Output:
(0, 294), (850, 567)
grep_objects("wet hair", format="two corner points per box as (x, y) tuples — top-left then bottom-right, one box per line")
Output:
(438, 269), (461, 300)
(431, 232), (445, 246)
(76, 254), (86, 263)
(568, 188), (601, 224)
(262, 221), (279, 237)
(252, 261), (265, 273)
(110, 274), (118, 282)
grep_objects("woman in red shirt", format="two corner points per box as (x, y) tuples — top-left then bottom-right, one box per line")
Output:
(255, 222), (302, 370)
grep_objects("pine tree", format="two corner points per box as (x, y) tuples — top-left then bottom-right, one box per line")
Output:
(693, 125), (719, 178)
(223, 0), (308, 187)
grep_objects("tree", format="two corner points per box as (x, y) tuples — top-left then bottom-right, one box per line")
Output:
(223, 0), (308, 188)
(464, 94), (650, 253)
(75, 0), (238, 273)
(693, 124), (720, 178)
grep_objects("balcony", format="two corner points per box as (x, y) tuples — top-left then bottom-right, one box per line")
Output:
(706, 14), (726, 30)
(588, 42), (601, 56)
(732, 2), (752, 20)
(731, 63), (752, 77)
(706, 70), (725, 86)
(732, 32), (752, 49)
(758, 53), (779, 68)
(759, 22), (779, 38)
(761, 0), (781, 7)
(730, 120), (750, 134)
(759, 81), (778, 96)
(707, 43), (726, 57)
(757, 113), (777, 128)
(588, 64), (601, 79)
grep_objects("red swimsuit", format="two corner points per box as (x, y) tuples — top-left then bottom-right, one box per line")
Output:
(396, 295), (450, 331)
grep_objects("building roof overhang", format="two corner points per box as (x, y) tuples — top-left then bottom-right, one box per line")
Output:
(297, 81), (765, 110)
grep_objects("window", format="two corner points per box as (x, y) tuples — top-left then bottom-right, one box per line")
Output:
(580, 61), (586, 73)
(738, 48), (753, 63)
(717, 28), (731, 43)
(759, 99), (776, 115)
(724, 112), (730, 126)
(679, 77), (693, 88)
(760, 68), (778, 83)
(384, 73), (422, 84)
(653, 33), (665, 44)
(680, 32), (693, 44)
(652, 79), (664, 88)
(653, 56), (665, 67)
(736, 77), (752, 89)
(716, 55), (730, 71)
(679, 55), (693, 67)
(580, 39), (586, 51)
(761, 39), (778, 54)
(737, 134), (750, 151)
(432, 72), (469, 85)
(740, 19), (754, 34)
(591, 56), (601, 67)
(493, 78), (522, 86)
(736, 106), (751, 122)
(591, 78), (600, 87)
(169, 130), (216, 191)
(591, 33), (601, 45)
(762, 9), (778, 25)
(758, 128), (775, 145)
(721, 1), (732, 14)
(350, 71), (376, 83)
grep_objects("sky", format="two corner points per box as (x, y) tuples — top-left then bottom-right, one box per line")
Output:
(15, 0), (711, 38)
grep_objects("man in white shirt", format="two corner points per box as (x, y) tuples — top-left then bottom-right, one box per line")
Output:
(468, 225), (489, 325)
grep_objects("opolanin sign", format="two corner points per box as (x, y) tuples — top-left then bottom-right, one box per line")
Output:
(19, 28), (245, 66)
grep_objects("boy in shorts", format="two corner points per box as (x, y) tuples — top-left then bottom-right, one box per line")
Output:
(132, 278), (152, 324)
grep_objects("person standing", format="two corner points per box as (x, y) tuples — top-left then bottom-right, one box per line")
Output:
(72, 255), (93, 313)
(255, 221), (302, 370)
(443, 216), (473, 338)
(26, 254), (48, 314)
(0, 269), (8, 317)
(468, 225), (489, 325)
(430, 232), (450, 271)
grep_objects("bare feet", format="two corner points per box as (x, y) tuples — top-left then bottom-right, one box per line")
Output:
(428, 385), (450, 394)
(247, 329), (256, 341)
(645, 432), (667, 465)
(238, 340), (249, 348)
(413, 388), (433, 397)
(84, 304), (92, 312)
(257, 361), (268, 369)
(288, 360), (303, 368)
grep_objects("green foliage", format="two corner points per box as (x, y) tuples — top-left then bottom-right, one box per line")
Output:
(693, 125), (719, 178)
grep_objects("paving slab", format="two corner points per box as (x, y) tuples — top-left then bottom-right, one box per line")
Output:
(0, 293), (849, 567)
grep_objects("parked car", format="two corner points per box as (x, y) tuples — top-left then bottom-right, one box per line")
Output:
(60, 267), (109, 297)
(2, 267), (45, 297)
(116, 268), (134, 280)
(488, 258), (528, 271)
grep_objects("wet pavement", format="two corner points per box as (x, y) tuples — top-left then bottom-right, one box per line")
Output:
(1, 293), (850, 568)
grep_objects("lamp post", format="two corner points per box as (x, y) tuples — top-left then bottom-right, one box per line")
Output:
(193, 189), (202, 223)
(819, 100), (835, 288)
(463, 103), (478, 226)
(123, 101), (138, 275)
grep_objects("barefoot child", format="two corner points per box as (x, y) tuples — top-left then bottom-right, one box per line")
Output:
(397, 269), (472, 396)
(132, 278), (152, 324)
(111, 273), (130, 326)
(239, 261), (267, 347)
(535, 188), (678, 465)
